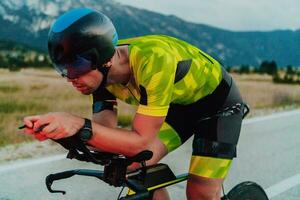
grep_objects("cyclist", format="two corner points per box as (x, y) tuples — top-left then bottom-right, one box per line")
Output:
(23, 8), (245, 200)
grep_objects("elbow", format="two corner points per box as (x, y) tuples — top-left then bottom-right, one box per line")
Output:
(136, 140), (150, 154)
(126, 134), (150, 156)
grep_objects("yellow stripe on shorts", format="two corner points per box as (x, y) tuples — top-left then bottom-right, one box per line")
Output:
(189, 156), (232, 179)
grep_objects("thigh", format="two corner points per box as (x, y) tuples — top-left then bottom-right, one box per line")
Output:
(189, 154), (233, 179)
(192, 76), (244, 161)
(157, 122), (184, 153)
(189, 106), (243, 179)
(189, 78), (244, 179)
(134, 120), (189, 169)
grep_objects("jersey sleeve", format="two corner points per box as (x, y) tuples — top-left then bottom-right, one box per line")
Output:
(136, 50), (177, 117)
(92, 87), (117, 113)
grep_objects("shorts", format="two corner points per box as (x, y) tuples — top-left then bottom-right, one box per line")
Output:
(158, 67), (244, 178)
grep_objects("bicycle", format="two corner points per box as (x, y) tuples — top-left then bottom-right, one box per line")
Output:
(44, 132), (269, 199)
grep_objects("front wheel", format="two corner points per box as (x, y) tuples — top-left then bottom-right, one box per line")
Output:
(224, 181), (269, 200)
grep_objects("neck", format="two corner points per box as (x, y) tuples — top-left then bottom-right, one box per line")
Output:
(107, 45), (131, 85)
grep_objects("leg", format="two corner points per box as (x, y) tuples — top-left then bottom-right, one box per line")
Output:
(185, 73), (244, 200)
(150, 122), (184, 200)
(186, 155), (232, 200)
(128, 122), (183, 200)
(187, 175), (224, 200)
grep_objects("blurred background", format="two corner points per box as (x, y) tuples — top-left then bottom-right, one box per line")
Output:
(0, 1), (299, 199)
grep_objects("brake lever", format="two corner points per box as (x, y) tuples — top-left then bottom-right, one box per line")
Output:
(45, 170), (78, 195)
(45, 173), (70, 195)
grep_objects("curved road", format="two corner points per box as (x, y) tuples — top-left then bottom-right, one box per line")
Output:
(0, 109), (300, 200)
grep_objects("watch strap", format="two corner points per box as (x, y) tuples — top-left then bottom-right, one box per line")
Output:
(83, 118), (92, 130)
(77, 118), (93, 142)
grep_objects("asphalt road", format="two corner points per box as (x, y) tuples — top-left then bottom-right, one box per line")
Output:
(0, 109), (300, 200)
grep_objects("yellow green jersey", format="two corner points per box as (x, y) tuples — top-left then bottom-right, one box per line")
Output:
(91, 35), (240, 179)
(95, 35), (222, 117)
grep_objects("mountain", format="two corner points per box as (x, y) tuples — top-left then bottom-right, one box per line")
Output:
(0, 0), (299, 66)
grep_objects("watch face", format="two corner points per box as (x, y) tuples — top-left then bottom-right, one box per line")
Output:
(80, 128), (92, 142)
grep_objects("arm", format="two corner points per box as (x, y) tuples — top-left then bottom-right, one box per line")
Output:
(22, 110), (163, 156)
(88, 113), (165, 156)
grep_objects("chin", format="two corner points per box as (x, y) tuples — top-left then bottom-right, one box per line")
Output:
(75, 87), (92, 95)
(81, 90), (93, 95)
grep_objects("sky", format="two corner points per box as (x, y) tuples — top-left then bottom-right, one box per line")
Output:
(115, 0), (300, 31)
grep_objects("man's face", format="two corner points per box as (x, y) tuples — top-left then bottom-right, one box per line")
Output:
(67, 69), (103, 95)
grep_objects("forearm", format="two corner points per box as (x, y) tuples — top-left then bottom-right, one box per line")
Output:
(87, 122), (151, 156)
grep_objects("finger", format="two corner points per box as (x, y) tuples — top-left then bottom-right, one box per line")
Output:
(23, 115), (41, 128)
(34, 134), (48, 141)
(41, 123), (58, 135)
(22, 127), (36, 135)
(33, 116), (52, 132)
(39, 123), (60, 139)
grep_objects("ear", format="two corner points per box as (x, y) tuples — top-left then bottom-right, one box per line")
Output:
(105, 60), (113, 68)
(102, 59), (113, 68)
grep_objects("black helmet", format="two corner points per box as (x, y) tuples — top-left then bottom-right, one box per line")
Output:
(48, 8), (118, 79)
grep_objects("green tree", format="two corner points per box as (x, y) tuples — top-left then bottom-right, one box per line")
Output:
(286, 65), (294, 75)
(239, 64), (250, 74)
(259, 60), (277, 75)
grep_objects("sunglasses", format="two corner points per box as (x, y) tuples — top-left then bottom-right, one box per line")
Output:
(53, 55), (95, 79)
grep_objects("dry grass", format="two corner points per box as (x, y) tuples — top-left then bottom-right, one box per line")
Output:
(0, 69), (300, 147)
(0, 68), (91, 146)
(233, 73), (300, 115)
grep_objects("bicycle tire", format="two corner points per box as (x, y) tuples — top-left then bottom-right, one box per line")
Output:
(225, 181), (269, 200)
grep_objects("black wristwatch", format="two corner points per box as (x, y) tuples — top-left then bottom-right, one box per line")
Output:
(77, 118), (93, 142)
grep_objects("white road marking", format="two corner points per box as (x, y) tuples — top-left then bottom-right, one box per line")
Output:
(1, 109), (300, 198)
(245, 109), (300, 198)
(265, 173), (300, 199)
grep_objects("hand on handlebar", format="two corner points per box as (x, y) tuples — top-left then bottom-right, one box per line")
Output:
(19, 115), (48, 141)
(21, 112), (85, 141)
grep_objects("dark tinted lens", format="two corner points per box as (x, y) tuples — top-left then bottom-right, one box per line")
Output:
(53, 56), (93, 79)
